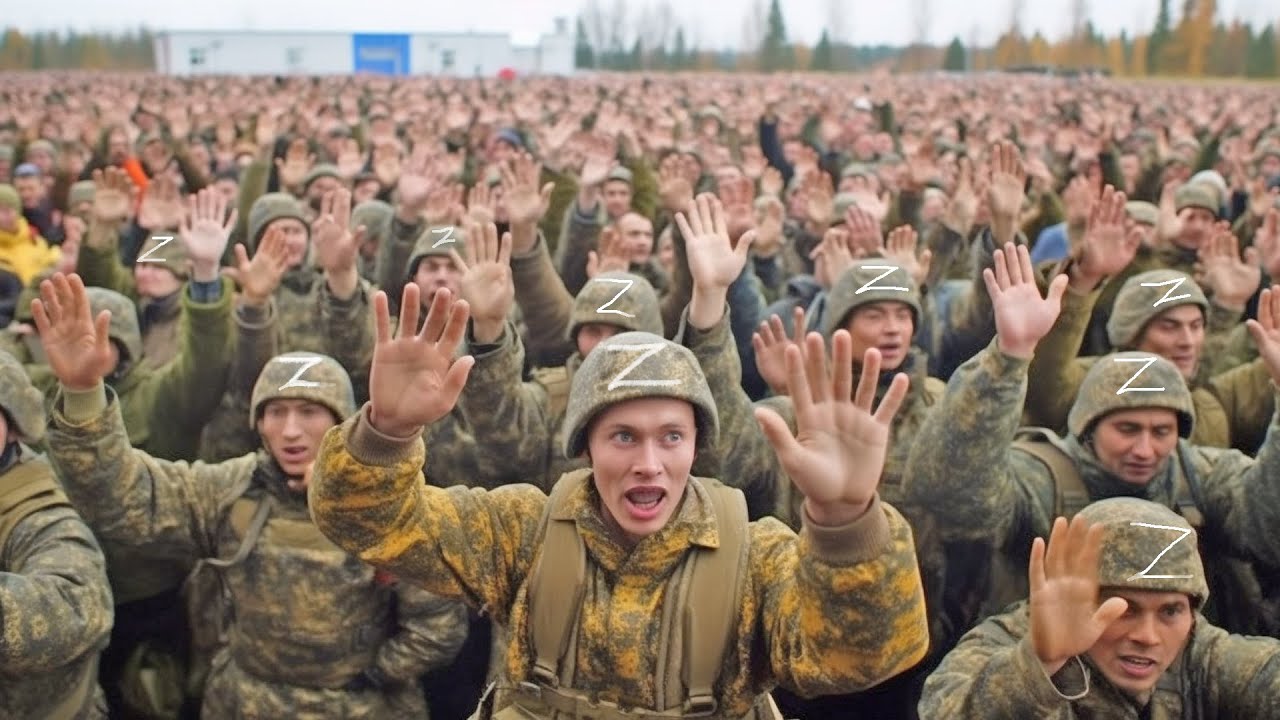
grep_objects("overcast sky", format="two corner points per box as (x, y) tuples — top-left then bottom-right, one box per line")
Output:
(9, 0), (1279, 48)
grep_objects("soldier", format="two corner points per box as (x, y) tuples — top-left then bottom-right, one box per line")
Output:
(920, 499), (1280, 718)
(0, 350), (114, 718)
(904, 242), (1280, 637)
(38, 268), (469, 718)
(308, 278), (930, 719)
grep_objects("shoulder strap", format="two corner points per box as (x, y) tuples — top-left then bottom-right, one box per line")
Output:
(528, 470), (589, 687)
(1012, 428), (1089, 518)
(682, 481), (749, 714)
(0, 457), (72, 557)
(533, 366), (572, 421)
(1172, 441), (1205, 528)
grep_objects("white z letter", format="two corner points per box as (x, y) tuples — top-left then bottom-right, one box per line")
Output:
(1127, 522), (1194, 581)
(1141, 277), (1190, 307)
(855, 265), (908, 294)
(431, 226), (456, 248)
(137, 235), (173, 262)
(594, 278), (636, 318)
(275, 356), (326, 391)
(1114, 356), (1164, 395)
(606, 343), (680, 391)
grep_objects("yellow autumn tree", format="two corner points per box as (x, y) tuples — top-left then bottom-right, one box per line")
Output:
(1106, 37), (1127, 75)
(1131, 34), (1149, 75)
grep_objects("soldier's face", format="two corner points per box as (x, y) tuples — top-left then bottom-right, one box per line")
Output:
(257, 399), (339, 482)
(1091, 409), (1180, 485)
(134, 263), (182, 300)
(414, 257), (462, 305)
(843, 302), (915, 371)
(1173, 208), (1215, 250)
(268, 219), (310, 268)
(585, 397), (696, 548)
(1135, 305), (1204, 380)
(1086, 590), (1193, 699)
(602, 181), (633, 220)
(576, 323), (622, 359)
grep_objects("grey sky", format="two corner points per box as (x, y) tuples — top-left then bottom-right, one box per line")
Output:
(9, 0), (1278, 49)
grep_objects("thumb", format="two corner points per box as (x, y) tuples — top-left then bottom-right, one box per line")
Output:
(1091, 596), (1129, 632)
(736, 229), (757, 260)
(1246, 318), (1268, 346)
(754, 407), (799, 456)
(1244, 246), (1260, 267)
(586, 251), (599, 277)
(1046, 273), (1070, 305)
(234, 243), (251, 270)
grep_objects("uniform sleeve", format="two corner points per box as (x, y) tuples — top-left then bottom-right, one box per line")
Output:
(509, 232), (576, 368)
(75, 232), (138, 301)
(936, 228), (1021, 377)
(43, 382), (248, 563)
(149, 277), (235, 433)
(919, 606), (1082, 720)
(555, 203), (602, 298)
(373, 584), (469, 684)
(1194, 622), (1280, 716)
(374, 216), (424, 315)
(457, 323), (557, 489)
(318, 278), (375, 401)
(309, 406), (548, 625)
(0, 506), (114, 673)
(1206, 358), (1275, 455)
(751, 499), (929, 696)
(1023, 284), (1099, 432)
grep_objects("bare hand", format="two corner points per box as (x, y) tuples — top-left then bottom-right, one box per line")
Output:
(882, 225), (932, 288)
(1074, 185), (1139, 288)
(985, 243), (1069, 359)
(32, 273), (116, 392)
(451, 221), (514, 332)
(1197, 224), (1260, 311)
(233, 226), (291, 306)
(502, 152), (554, 228)
(90, 167), (137, 225)
(311, 188), (362, 274)
(752, 307), (807, 397)
(587, 225), (631, 279)
(137, 174), (185, 231)
(678, 194), (754, 295)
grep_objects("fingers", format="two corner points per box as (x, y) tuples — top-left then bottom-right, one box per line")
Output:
(754, 406), (801, 457)
(802, 332), (830, 404)
(873, 370), (910, 425)
(94, 309), (112, 359)
(792, 306), (807, 345)
(1016, 243), (1035, 284)
(1029, 536), (1048, 595)
(374, 290), (393, 344)
(1094, 596), (1130, 630)
(1043, 516), (1070, 582)
(419, 286), (454, 341)
(398, 283), (421, 340)
(783, 343), (814, 415)
(1046, 272), (1070, 305)
(853, 343), (880, 410)
(992, 246), (1011, 289)
(830, 330), (854, 403)
(234, 243), (251, 271)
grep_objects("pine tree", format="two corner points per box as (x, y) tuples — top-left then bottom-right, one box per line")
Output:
(812, 29), (833, 70)
(1149, 0), (1172, 73)
(672, 27), (687, 70)
(574, 17), (596, 69)
(760, 0), (793, 71)
(943, 36), (968, 71)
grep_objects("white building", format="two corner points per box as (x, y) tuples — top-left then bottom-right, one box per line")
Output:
(153, 19), (574, 76)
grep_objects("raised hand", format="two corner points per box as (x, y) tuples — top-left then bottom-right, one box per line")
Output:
(944, 156), (979, 236)
(336, 139), (365, 180)
(759, 166), (784, 198)
(658, 153), (695, 213)
(396, 151), (436, 218)
(1253, 208), (1280, 279)
(677, 193), (754, 295)
(274, 144), (315, 190)
(752, 306), (807, 397)
(984, 242), (1069, 359)
(232, 226), (291, 307)
(1197, 223), (1260, 311)
(310, 188), (362, 275)
(1029, 515), (1129, 677)
(1245, 285), (1280, 386)
(587, 225), (631, 278)
(466, 182), (496, 226)
(137, 174), (185, 231)
(803, 172), (836, 228)
(811, 226), (856, 288)
(882, 225), (932, 288)
(844, 205), (884, 258)
(753, 196), (785, 258)
(451, 221), (514, 343)
(90, 167), (137, 226)
(502, 152), (554, 232)
(579, 134), (616, 187)
(32, 273), (116, 392)
(179, 187), (238, 282)
(1248, 176), (1279, 219)
(1073, 185), (1140, 290)
(368, 285), (475, 438)
(987, 140), (1027, 245)
(754, 331), (909, 526)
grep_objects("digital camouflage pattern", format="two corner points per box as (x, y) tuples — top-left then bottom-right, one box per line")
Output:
(197, 302), (279, 462)
(0, 349), (46, 442)
(821, 260), (923, 338)
(1105, 269), (1208, 349)
(248, 352), (356, 428)
(352, 200), (393, 283)
(904, 340), (1280, 623)
(921, 498), (1280, 720)
(1066, 352), (1196, 438)
(43, 386), (469, 719)
(0, 449), (113, 719)
(307, 408), (930, 719)
(567, 271), (663, 344)
(86, 286), (144, 366)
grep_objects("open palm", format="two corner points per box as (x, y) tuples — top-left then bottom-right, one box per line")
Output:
(985, 242), (1069, 358)
(32, 273), (116, 392)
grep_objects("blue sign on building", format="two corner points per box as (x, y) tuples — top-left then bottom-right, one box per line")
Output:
(352, 34), (410, 75)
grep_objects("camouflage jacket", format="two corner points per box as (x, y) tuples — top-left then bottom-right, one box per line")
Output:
(904, 339), (1280, 582)
(1024, 281), (1273, 453)
(920, 600), (1280, 719)
(309, 408), (929, 718)
(75, 238), (183, 370)
(44, 386), (468, 716)
(272, 270), (376, 406)
(0, 448), (113, 719)
(197, 301), (281, 463)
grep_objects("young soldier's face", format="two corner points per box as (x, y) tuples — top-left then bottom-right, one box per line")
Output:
(602, 180), (633, 220)
(586, 398), (696, 548)
(268, 218), (310, 268)
(133, 263), (182, 300)
(1174, 207), (1215, 250)
(843, 302), (914, 371)
(1135, 305), (1204, 380)
(1090, 409), (1180, 486)
(576, 323), (622, 359)
(413, 257), (462, 306)
(1086, 589), (1193, 699)
(257, 399), (339, 483)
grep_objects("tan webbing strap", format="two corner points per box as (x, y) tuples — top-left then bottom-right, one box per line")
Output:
(1013, 430), (1090, 518)
(682, 482), (749, 715)
(528, 470), (589, 687)
(1173, 443), (1205, 528)
(201, 496), (274, 571)
(0, 458), (72, 557)
(534, 367), (572, 422)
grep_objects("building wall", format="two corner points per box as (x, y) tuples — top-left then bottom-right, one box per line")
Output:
(155, 26), (575, 77)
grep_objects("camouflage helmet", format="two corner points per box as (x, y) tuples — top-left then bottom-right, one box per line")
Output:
(406, 225), (467, 280)
(68, 179), (96, 209)
(351, 199), (393, 247)
(1077, 497), (1209, 607)
(1174, 182), (1219, 217)
(0, 350), (46, 443)
(1106, 270), (1208, 349)
(247, 192), (309, 249)
(249, 352), (355, 430)
(830, 192), (862, 224)
(302, 163), (342, 190)
(562, 331), (718, 459)
(135, 234), (191, 280)
(822, 259), (922, 339)
(1067, 352), (1195, 439)
(568, 272), (662, 344)
(86, 287), (143, 366)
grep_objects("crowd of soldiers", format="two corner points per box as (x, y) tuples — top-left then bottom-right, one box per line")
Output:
(2, 70), (1280, 719)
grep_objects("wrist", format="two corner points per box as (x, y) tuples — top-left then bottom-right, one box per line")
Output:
(368, 408), (422, 439)
(191, 261), (221, 283)
(471, 317), (505, 344)
(997, 335), (1037, 360)
(688, 287), (727, 330)
(805, 497), (873, 526)
(395, 205), (426, 224)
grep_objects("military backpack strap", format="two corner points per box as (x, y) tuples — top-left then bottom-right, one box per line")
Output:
(1172, 441), (1205, 528)
(682, 481), (750, 714)
(201, 495), (275, 571)
(0, 457), (73, 558)
(528, 469), (589, 687)
(1012, 428), (1090, 518)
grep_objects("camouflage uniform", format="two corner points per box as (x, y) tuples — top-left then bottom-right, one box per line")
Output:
(0, 351), (113, 719)
(1024, 269), (1273, 452)
(904, 343), (1280, 633)
(0, 272), (54, 390)
(457, 271), (665, 492)
(246, 193), (376, 402)
(352, 199), (393, 284)
(76, 228), (192, 370)
(309, 331), (929, 719)
(198, 301), (282, 463)
(920, 498), (1280, 719)
(44, 353), (469, 719)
